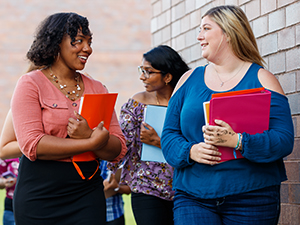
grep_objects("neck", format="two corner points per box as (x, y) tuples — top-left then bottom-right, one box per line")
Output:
(155, 86), (173, 106)
(50, 63), (77, 81)
(212, 56), (244, 74)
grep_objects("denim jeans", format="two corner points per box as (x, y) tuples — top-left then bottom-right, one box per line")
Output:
(3, 210), (15, 225)
(173, 185), (280, 225)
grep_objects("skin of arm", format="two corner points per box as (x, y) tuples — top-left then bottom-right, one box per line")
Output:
(103, 172), (131, 199)
(0, 177), (16, 189)
(36, 120), (110, 161)
(167, 68), (221, 165)
(64, 111), (122, 162)
(140, 122), (161, 148)
(12, 74), (122, 162)
(0, 110), (23, 160)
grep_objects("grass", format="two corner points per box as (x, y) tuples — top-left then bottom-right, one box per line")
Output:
(123, 194), (137, 225)
(0, 190), (136, 225)
(0, 189), (4, 225)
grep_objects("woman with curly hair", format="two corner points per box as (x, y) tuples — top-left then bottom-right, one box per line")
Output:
(10, 12), (126, 224)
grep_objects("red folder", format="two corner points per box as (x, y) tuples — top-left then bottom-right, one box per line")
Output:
(73, 93), (118, 161)
(209, 88), (271, 162)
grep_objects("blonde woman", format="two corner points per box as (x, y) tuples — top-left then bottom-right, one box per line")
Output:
(162, 5), (294, 225)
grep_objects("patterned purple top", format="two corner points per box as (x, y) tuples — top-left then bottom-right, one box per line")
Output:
(109, 98), (174, 201)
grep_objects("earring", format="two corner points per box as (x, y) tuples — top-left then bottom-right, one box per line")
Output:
(165, 82), (168, 86)
(55, 52), (60, 61)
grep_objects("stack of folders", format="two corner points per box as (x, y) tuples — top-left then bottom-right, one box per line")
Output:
(73, 93), (118, 162)
(141, 104), (167, 163)
(203, 87), (271, 162)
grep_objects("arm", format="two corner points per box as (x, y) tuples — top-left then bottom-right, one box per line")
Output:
(140, 122), (161, 148)
(95, 110), (126, 162)
(0, 109), (23, 159)
(161, 92), (220, 169)
(67, 109), (126, 162)
(103, 170), (131, 198)
(11, 75), (112, 161)
(171, 69), (194, 96)
(203, 70), (294, 163)
(242, 91), (294, 162)
(0, 177), (17, 189)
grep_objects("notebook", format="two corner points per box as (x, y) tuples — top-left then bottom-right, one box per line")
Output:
(141, 104), (167, 163)
(207, 88), (271, 162)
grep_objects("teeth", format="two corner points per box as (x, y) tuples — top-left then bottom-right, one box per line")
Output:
(78, 56), (87, 60)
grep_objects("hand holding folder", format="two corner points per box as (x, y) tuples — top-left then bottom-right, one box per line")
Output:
(141, 104), (167, 163)
(204, 88), (271, 162)
(73, 93), (118, 162)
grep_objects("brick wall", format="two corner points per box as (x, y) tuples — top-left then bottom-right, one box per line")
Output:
(150, 0), (300, 224)
(0, 0), (152, 129)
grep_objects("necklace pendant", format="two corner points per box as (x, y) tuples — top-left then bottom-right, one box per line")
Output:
(220, 82), (224, 87)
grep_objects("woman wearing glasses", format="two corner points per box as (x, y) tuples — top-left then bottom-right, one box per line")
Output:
(110, 45), (189, 225)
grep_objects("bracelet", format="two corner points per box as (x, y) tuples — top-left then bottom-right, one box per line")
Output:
(114, 185), (120, 192)
(234, 133), (241, 150)
(234, 133), (243, 151)
(237, 134), (243, 151)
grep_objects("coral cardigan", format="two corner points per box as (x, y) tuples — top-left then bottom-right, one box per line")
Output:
(11, 70), (126, 162)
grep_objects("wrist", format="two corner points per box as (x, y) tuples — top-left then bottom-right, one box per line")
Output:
(234, 133), (242, 151)
(114, 185), (120, 192)
(0, 178), (5, 188)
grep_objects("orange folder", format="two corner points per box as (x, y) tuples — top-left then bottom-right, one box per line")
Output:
(207, 88), (271, 162)
(73, 93), (118, 162)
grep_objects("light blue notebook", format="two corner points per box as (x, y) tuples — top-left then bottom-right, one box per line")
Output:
(141, 104), (167, 163)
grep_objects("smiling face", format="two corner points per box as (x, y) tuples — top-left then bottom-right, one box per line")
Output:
(139, 59), (168, 92)
(59, 30), (93, 71)
(197, 16), (229, 62)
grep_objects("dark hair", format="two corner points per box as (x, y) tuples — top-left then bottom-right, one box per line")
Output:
(27, 12), (92, 66)
(143, 45), (190, 88)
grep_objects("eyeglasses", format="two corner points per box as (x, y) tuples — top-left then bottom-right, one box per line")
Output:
(138, 66), (161, 79)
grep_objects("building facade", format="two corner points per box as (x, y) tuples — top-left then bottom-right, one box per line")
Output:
(150, 0), (300, 224)
(0, 0), (152, 128)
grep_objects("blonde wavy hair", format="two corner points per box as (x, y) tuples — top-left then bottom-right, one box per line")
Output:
(203, 5), (265, 67)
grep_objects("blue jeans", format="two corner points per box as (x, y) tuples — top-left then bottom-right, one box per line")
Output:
(3, 210), (15, 225)
(173, 185), (280, 225)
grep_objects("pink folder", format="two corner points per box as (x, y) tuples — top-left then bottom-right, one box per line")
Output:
(209, 88), (271, 162)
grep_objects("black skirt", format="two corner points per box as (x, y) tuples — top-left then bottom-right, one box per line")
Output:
(13, 155), (106, 225)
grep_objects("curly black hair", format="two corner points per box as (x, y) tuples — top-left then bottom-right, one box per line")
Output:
(143, 45), (190, 88)
(27, 12), (92, 66)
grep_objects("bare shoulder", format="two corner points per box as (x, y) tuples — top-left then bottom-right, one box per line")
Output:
(172, 69), (195, 96)
(131, 91), (151, 104)
(258, 68), (285, 95)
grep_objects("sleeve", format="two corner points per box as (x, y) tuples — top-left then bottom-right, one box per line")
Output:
(241, 90), (294, 162)
(107, 109), (127, 163)
(161, 92), (197, 169)
(107, 99), (144, 172)
(11, 75), (46, 161)
(97, 82), (127, 163)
